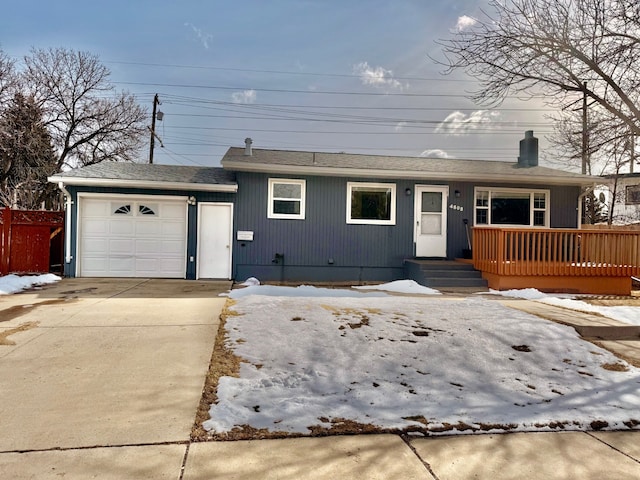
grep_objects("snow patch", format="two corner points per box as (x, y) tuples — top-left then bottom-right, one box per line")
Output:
(486, 288), (640, 326)
(0, 274), (61, 295)
(353, 279), (441, 295)
(222, 284), (389, 299)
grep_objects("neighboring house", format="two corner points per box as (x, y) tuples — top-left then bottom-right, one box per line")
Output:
(49, 132), (597, 282)
(604, 173), (640, 225)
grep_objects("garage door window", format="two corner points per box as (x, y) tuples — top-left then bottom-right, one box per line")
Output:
(113, 204), (132, 215)
(139, 204), (157, 216)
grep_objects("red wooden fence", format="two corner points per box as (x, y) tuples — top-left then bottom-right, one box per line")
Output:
(0, 207), (65, 276)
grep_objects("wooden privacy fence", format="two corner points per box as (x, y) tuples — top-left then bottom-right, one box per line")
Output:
(473, 227), (640, 277)
(0, 207), (65, 276)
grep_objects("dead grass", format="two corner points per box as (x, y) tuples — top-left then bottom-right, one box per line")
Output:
(191, 299), (245, 441)
(576, 295), (640, 307)
(601, 362), (630, 372)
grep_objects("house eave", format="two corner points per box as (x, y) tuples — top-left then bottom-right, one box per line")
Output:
(222, 161), (595, 187)
(48, 175), (238, 193)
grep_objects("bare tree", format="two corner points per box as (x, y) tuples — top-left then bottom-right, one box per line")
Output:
(22, 47), (148, 171)
(437, 0), (640, 140)
(0, 49), (18, 104)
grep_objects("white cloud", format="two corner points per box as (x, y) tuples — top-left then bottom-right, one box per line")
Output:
(435, 110), (501, 135)
(420, 149), (453, 159)
(231, 89), (257, 104)
(455, 15), (477, 32)
(185, 22), (213, 49)
(353, 61), (405, 91)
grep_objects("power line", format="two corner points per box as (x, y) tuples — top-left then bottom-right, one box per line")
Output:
(115, 81), (547, 99)
(106, 60), (474, 83)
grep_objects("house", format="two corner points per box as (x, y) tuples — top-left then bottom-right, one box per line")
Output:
(49, 131), (602, 287)
(604, 173), (640, 225)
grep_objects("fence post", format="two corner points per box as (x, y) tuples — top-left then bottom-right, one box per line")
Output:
(1, 207), (11, 275)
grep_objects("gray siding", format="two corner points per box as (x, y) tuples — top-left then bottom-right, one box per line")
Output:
(233, 173), (583, 283)
(549, 185), (580, 228)
(233, 173), (414, 282)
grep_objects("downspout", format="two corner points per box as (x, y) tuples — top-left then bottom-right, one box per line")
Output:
(577, 185), (595, 229)
(57, 182), (73, 265)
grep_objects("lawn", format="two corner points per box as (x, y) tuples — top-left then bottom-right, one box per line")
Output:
(199, 285), (640, 439)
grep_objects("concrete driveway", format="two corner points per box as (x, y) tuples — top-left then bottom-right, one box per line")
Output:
(0, 278), (229, 477)
(2, 279), (640, 479)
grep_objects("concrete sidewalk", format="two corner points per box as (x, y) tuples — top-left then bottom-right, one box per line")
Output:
(1, 279), (639, 479)
(500, 298), (640, 367)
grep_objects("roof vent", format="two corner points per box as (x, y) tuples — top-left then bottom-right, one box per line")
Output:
(244, 137), (253, 156)
(518, 130), (538, 167)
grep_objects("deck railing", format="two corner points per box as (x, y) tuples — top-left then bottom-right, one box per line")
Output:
(473, 227), (640, 277)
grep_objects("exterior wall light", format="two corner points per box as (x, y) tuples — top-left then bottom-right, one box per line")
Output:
(405, 188), (412, 196)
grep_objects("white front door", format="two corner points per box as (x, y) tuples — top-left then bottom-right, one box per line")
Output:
(197, 203), (233, 279)
(414, 185), (448, 257)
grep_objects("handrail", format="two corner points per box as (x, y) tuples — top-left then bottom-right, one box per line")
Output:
(473, 227), (640, 277)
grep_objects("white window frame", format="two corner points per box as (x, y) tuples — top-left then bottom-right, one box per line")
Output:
(268, 178), (306, 220)
(473, 187), (550, 227)
(347, 182), (396, 225)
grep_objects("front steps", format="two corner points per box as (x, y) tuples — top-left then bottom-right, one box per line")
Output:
(404, 259), (488, 289)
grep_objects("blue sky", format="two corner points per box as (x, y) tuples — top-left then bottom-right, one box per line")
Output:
(0, 0), (554, 167)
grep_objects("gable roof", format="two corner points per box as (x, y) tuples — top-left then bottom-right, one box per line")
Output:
(221, 147), (597, 186)
(49, 162), (238, 192)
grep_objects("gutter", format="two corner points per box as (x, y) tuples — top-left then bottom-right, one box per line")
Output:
(48, 175), (238, 193)
(57, 182), (73, 265)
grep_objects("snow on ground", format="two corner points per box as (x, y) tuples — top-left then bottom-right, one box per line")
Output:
(487, 288), (640, 326)
(0, 274), (61, 295)
(224, 284), (390, 299)
(205, 287), (640, 436)
(353, 279), (441, 295)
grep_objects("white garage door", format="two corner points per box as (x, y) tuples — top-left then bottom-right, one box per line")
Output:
(78, 196), (187, 278)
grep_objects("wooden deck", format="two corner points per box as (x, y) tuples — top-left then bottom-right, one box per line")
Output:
(473, 227), (640, 295)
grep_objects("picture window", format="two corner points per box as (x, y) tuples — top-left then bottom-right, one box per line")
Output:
(347, 182), (396, 225)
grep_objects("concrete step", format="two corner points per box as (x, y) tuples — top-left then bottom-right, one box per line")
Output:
(414, 260), (476, 271)
(404, 259), (488, 289)
(421, 277), (489, 288)
(419, 268), (483, 279)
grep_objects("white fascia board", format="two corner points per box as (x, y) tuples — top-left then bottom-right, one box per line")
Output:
(222, 161), (595, 187)
(48, 175), (238, 192)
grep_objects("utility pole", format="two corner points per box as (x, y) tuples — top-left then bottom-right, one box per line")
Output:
(631, 132), (635, 174)
(149, 94), (162, 164)
(581, 81), (588, 175)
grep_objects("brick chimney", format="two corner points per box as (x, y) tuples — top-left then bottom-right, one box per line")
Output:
(518, 130), (538, 167)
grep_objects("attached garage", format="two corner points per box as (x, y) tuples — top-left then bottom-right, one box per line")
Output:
(49, 162), (238, 280)
(78, 195), (188, 278)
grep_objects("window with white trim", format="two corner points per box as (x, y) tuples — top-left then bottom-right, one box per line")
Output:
(474, 188), (550, 227)
(347, 182), (396, 225)
(268, 178), (306, 219)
